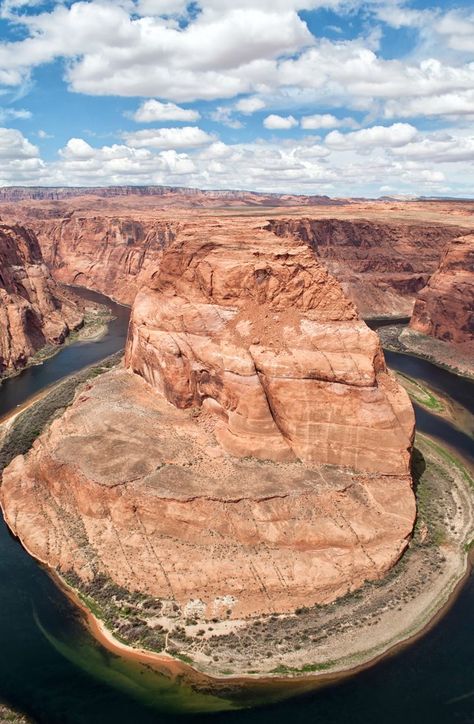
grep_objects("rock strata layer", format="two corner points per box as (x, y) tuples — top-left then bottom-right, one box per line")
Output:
(267, 218), (464, 318)
(410, 234), (474, 346)
(33, 215), (178, 304)
(0, 223), (83, 376)
(1, 219), (416, 619)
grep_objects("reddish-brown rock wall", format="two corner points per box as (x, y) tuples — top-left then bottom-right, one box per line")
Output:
(0, 223), (83, 376)
(410, 234), (474, 345)
(267, 218), (464, 318)
(31, 215), (178, 304)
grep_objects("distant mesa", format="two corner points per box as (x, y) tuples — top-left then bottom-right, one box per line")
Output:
(0, 185), (339, 206)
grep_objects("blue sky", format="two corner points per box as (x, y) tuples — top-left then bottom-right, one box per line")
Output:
(0, 0), (473, 196)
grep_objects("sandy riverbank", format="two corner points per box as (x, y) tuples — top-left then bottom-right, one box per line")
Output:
(379, 324), (474, 380)
(394, 371), (474, 438)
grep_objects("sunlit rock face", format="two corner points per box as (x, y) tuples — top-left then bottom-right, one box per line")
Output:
(0, 223), (83, 376)
(1, 218), (416, 619)
(126, 219), (414, 475)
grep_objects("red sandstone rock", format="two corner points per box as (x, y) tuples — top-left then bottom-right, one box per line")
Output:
(126, 220), (414, 474)
(1, 217), (416, 617)
(267, 218), (463, 318)
(410, 234), (474, 345)
(1, 197), (469, 318)
(31, 215), (178, 304)
(0, 223), (83, 376)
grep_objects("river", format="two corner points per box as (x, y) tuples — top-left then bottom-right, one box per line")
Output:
(0, 291), (472, 724)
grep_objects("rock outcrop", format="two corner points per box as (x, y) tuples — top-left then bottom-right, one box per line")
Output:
(267, 218), (464, 318)
(1, 220), (416, 619)
(126, 223), (414, 473)
(0, 223), (83, 377)
(410, 234), (474, 345)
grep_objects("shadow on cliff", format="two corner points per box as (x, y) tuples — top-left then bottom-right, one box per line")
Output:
(411, 447), (427, 494)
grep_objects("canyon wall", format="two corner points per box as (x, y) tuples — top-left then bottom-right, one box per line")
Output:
(0, 223), (83, 377)
(267, 218), (464, 318)
(1, 219), (416, 619)
(31, 215), (179, 304)
(409, 234), (474, 345)
(25, 211), (465, 314)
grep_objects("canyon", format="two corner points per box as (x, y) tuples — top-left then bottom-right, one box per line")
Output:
(1, 217), (416, 620)
(1, 194), (472, 329)
(0, 223), (84, 378)
(1, 188), (473, 678)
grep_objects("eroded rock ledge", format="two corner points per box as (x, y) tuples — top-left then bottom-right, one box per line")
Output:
(1, 222), (416, 621)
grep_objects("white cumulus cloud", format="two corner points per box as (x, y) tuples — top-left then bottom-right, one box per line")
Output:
(131, 99), (200, 123)
(301, 113), (356, 129)
(0, 126), (39, 158)
(325, 123), (418, 150)
(122, 126), (215, 149)
(235, 96), (266, 114)
(264, 114), (299, 129)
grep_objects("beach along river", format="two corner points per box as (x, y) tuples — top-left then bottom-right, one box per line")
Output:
(0, 293), (472, 723)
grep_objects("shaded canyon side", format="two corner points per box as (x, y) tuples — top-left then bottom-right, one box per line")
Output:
(0, 223), (84, 377)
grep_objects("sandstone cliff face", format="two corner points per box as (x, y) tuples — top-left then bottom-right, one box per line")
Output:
(410, 234), (474, 345)
(126, 222), (414, 474)
(0, 223), (83, 376)
(267, 218), (463, 318)
(1, 219), (416, 618)
(33, 215), (178, 304)
(9, 205), (467, 317)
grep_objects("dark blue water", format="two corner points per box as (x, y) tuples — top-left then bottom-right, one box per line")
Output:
(382, 350), (474, 464)
(0, 288), (130, 418)
(383, 349), (474, 417)
(0, 300), (473, 723)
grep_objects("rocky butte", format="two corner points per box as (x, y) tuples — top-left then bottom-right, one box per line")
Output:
(1, 218), (416, 619)
(0, 223), (83, 378)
